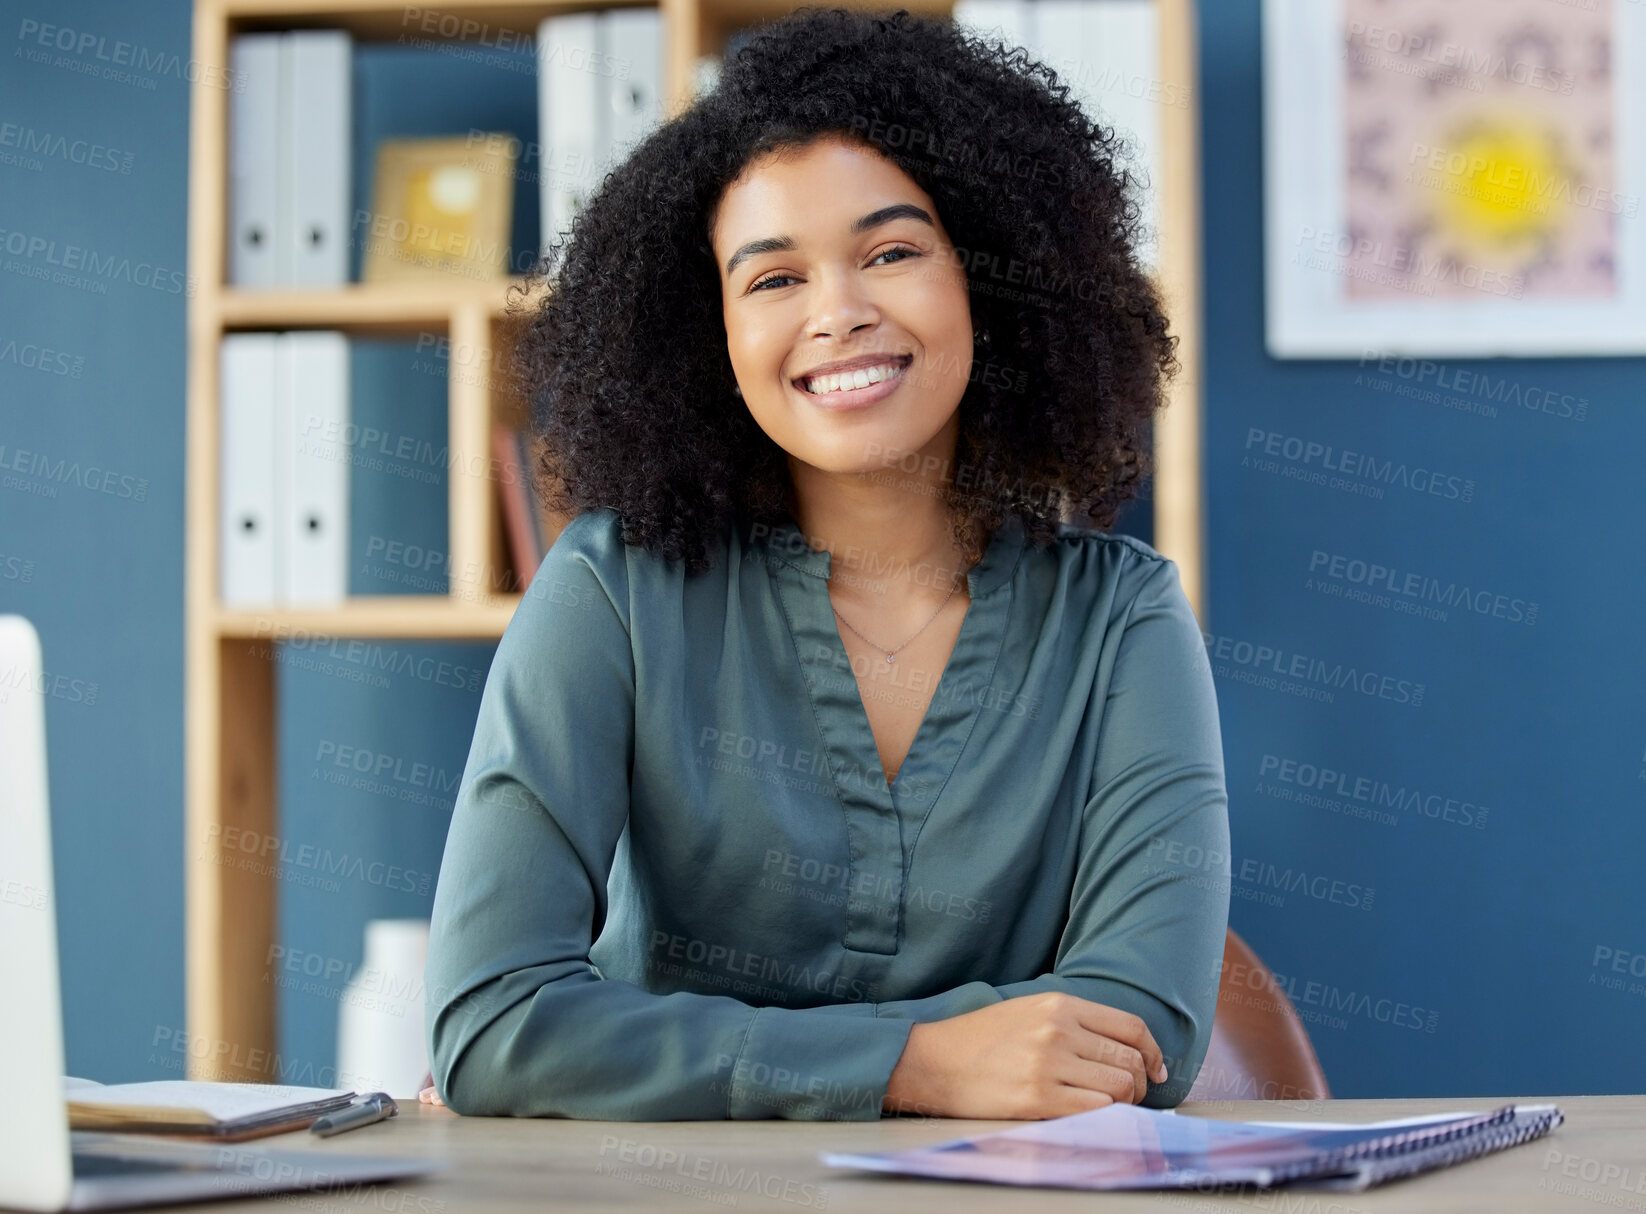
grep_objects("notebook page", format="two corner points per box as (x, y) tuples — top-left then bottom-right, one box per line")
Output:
(64, 1079), (353, 1123)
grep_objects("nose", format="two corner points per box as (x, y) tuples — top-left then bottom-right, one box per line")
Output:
(807, 265), (880, 340)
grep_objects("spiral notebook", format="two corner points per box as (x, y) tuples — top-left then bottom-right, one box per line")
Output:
(821, 1101), (1564, 1193)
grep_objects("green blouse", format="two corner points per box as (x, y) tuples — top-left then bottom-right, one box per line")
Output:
(425, 506), (1231, 1121)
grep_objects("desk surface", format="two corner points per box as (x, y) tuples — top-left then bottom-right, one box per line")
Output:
(168, 1095), (1640, 1213)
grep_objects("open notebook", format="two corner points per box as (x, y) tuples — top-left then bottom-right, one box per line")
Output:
(823, 1102), (1564, 1193)
(65, 1077), (359, 1141)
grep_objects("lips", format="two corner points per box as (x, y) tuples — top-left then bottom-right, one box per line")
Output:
(794, 354), (913, 396)
(793, 354), (914, 413)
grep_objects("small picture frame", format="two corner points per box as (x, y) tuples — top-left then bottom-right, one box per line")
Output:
(362, 136), (516, 284)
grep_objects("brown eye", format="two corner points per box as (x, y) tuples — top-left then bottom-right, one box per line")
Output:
(749, 272), (797, 292)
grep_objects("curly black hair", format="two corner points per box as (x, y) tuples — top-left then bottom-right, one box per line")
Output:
(507, 4), (1180, 577)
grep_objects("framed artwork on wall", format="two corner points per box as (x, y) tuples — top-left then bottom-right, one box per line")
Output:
(1264, 0), (1646, 357)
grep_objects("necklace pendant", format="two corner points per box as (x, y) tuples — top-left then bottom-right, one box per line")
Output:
(886, 653), (896, 664)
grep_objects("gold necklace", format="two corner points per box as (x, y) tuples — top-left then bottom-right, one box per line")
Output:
(829, 575), (963, 664)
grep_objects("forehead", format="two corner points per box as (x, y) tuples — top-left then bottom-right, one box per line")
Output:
(710, 135), (938, 252)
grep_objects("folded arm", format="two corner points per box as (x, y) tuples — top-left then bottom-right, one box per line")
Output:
(805, 557), (1232, 1107)
(425, 522), (915, 1121)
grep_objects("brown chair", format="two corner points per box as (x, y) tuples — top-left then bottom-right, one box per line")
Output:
(1183, 928), (1331, 1102)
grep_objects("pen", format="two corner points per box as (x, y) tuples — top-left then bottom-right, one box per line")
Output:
(309, 1092), (398, 1137)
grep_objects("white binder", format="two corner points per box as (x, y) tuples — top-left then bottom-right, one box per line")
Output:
(604, 9), (663, 165)
(974, 0), (1162, 271)
(539, 11), (603, 255)
(1082, 0), (1161, 270)
(284, 31), (352, 286)
(690, 54), (722, 99)
(950, 0), (1031, 50)
(1027, 0), (1092, 108)
(228, 34), (287, 286)
(276, 331), (350, 605)
(219, 333), (281, 605)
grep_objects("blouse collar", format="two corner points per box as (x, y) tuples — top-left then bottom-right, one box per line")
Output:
(748, 511), (1026, 599)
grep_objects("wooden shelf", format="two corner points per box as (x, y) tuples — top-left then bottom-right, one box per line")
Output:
(217, 277), (538, 334)
(216, 596), (522, 639)
(218, 0), (659, 40)
(702, 0), (949, 27)
(216, 0), (914, 41)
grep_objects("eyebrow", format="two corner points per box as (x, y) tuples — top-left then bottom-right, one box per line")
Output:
(723, 203), (935, 278)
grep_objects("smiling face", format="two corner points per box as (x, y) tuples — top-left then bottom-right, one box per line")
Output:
(709, 134), (975, 481)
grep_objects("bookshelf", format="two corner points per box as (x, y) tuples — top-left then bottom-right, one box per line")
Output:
(184, 0), (1204, 1079)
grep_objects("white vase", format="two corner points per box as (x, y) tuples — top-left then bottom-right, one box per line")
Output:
(336, 918), (429, 1099)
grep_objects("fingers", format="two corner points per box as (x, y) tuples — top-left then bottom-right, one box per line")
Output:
(1072, 1038), (1148, 1103)
(1060, 1057), (1142, 1106)
(1045, 1083), (1116, 1119)
(1073, 1003), (1166, 1084)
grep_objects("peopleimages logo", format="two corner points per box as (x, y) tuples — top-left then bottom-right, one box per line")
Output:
(1291, 225), (1525, 298)
(1345, 20), (1577, 95)
(0, 227), (190, 294)
(1201, 631), (1426, 708)
(0, 122), (135, 173)
(14, 18), (243, 91)
(1243, 428), (1475, 503)
(1307, 550), (1538, 626)
(1258, 754), (1489, 829)
(1218, 960), (1439, 1034)
(596, 1135), (828, 1209)
(760, 848), (992, 924)
(1356, 351), (1589, 422)
(1142, 838), (1374, 911)
(648, 929), (875, 1002)
(0, 443), (148, 501)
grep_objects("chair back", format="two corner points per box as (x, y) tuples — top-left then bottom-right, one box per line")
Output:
(1183, 928), (1331, 1101)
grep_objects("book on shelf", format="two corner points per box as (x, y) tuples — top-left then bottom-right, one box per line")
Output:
(491, 422), (558, 592)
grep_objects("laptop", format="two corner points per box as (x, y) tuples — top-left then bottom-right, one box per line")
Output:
(0, 615), (445, 1211)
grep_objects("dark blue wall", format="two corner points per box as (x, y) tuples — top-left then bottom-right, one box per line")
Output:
(5, 0), (1640, 1098)
(1, 0), (193, 1081)
(1200, 1), (1646, 1097)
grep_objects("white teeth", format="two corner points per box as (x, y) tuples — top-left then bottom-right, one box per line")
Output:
(803, 360), (906, 395)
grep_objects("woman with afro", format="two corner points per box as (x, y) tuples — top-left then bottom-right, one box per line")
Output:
(424, 5), (1230, 1123)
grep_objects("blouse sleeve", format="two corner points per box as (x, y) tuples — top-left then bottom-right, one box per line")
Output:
(423, 517), (917, 1122)
(805, 556), (1232, 1108)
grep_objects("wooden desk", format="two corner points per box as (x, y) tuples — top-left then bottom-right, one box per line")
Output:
(177, 1095), (1641, 1213)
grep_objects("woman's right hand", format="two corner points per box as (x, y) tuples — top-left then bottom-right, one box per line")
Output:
(881, 991), (1168, 1120)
